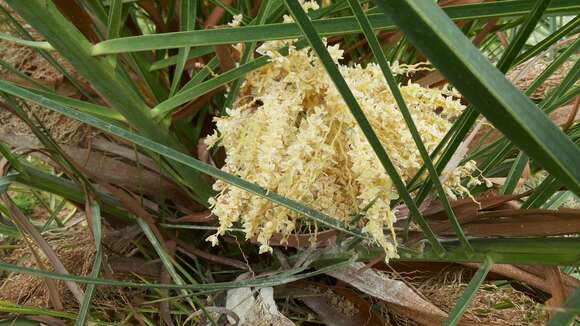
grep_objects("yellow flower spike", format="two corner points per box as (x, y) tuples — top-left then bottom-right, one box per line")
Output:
(205, 39), (482, 259)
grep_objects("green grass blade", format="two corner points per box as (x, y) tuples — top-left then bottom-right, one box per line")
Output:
(179, 56), (220, 93)
(0, 302), (76, 321)
(373, 0), (580, 196)
(222, 0), (275, 114)
(83, 0), (108, 36)
(124, 52), (169, 104)
(527, 38), (580, 96)
(106, 0), (123, 40)
(90, 0), (580, 54)
(481, 57), (580, 177)
(40, 198), (67, 232)
(0, 59), (49, 91)
(149, 46), (213, 71)
(514, 15), (580, 66)
(496, 0), (554, 73)
(105, 2), (169, 102)
(347, 0), (472, 253)
(164, 0), (177, 26)
(75, 201), (103, 326)
(153, 56), (270, 119)
(444, 256), (494, 325)
(522, 175), (562, 209)
(547, 287), (580, 326)
(169, 0), (197, 97)
(408, 109), (478, 215)
(553, 85), (580, 109)
(220, 45), (255, 115)
(13, 163), (129, 221)
(138, 219), (184, 286)
(0, 257), (351, 291)
(541, 59), (580, 113)
(0, 79), (365, 239)
(526, 39), (580, 95)
(480, 40), (579, 188)
(0, 142), (27, 178)
(137, 219), (199, 312)
(25, 87), (126, 122)
(138, 219), (208, 315)
(284, 0), (444, 255)
(207, 0), (241, 18)
(0, 174), (18, 193)
(501, 152), (529, 195)
(0, 32), (54, 50)
(543, 191), (571, 209)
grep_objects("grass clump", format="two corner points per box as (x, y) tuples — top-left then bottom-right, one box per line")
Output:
(12, 192), (36, 216)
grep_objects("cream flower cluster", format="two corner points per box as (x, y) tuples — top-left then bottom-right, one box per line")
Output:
(442, 160), (492, 201)
(228, 14), (243, 27)
(205, 40), (467, 259)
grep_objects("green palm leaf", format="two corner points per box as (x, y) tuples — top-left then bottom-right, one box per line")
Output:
(373, 0), (580, 195)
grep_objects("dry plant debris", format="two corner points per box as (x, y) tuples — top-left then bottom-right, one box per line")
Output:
(416, 268), (548, 325)
(508, 49), (578, 101)
(0, 3), (89, 145)
(0, 222), (94, 310)
(0, 219), (139, 315)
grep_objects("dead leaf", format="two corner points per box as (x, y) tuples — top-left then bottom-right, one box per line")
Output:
(326, 262), (456, 325)
(226, 278), (295, 326)
(0, 193), (85, 304)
